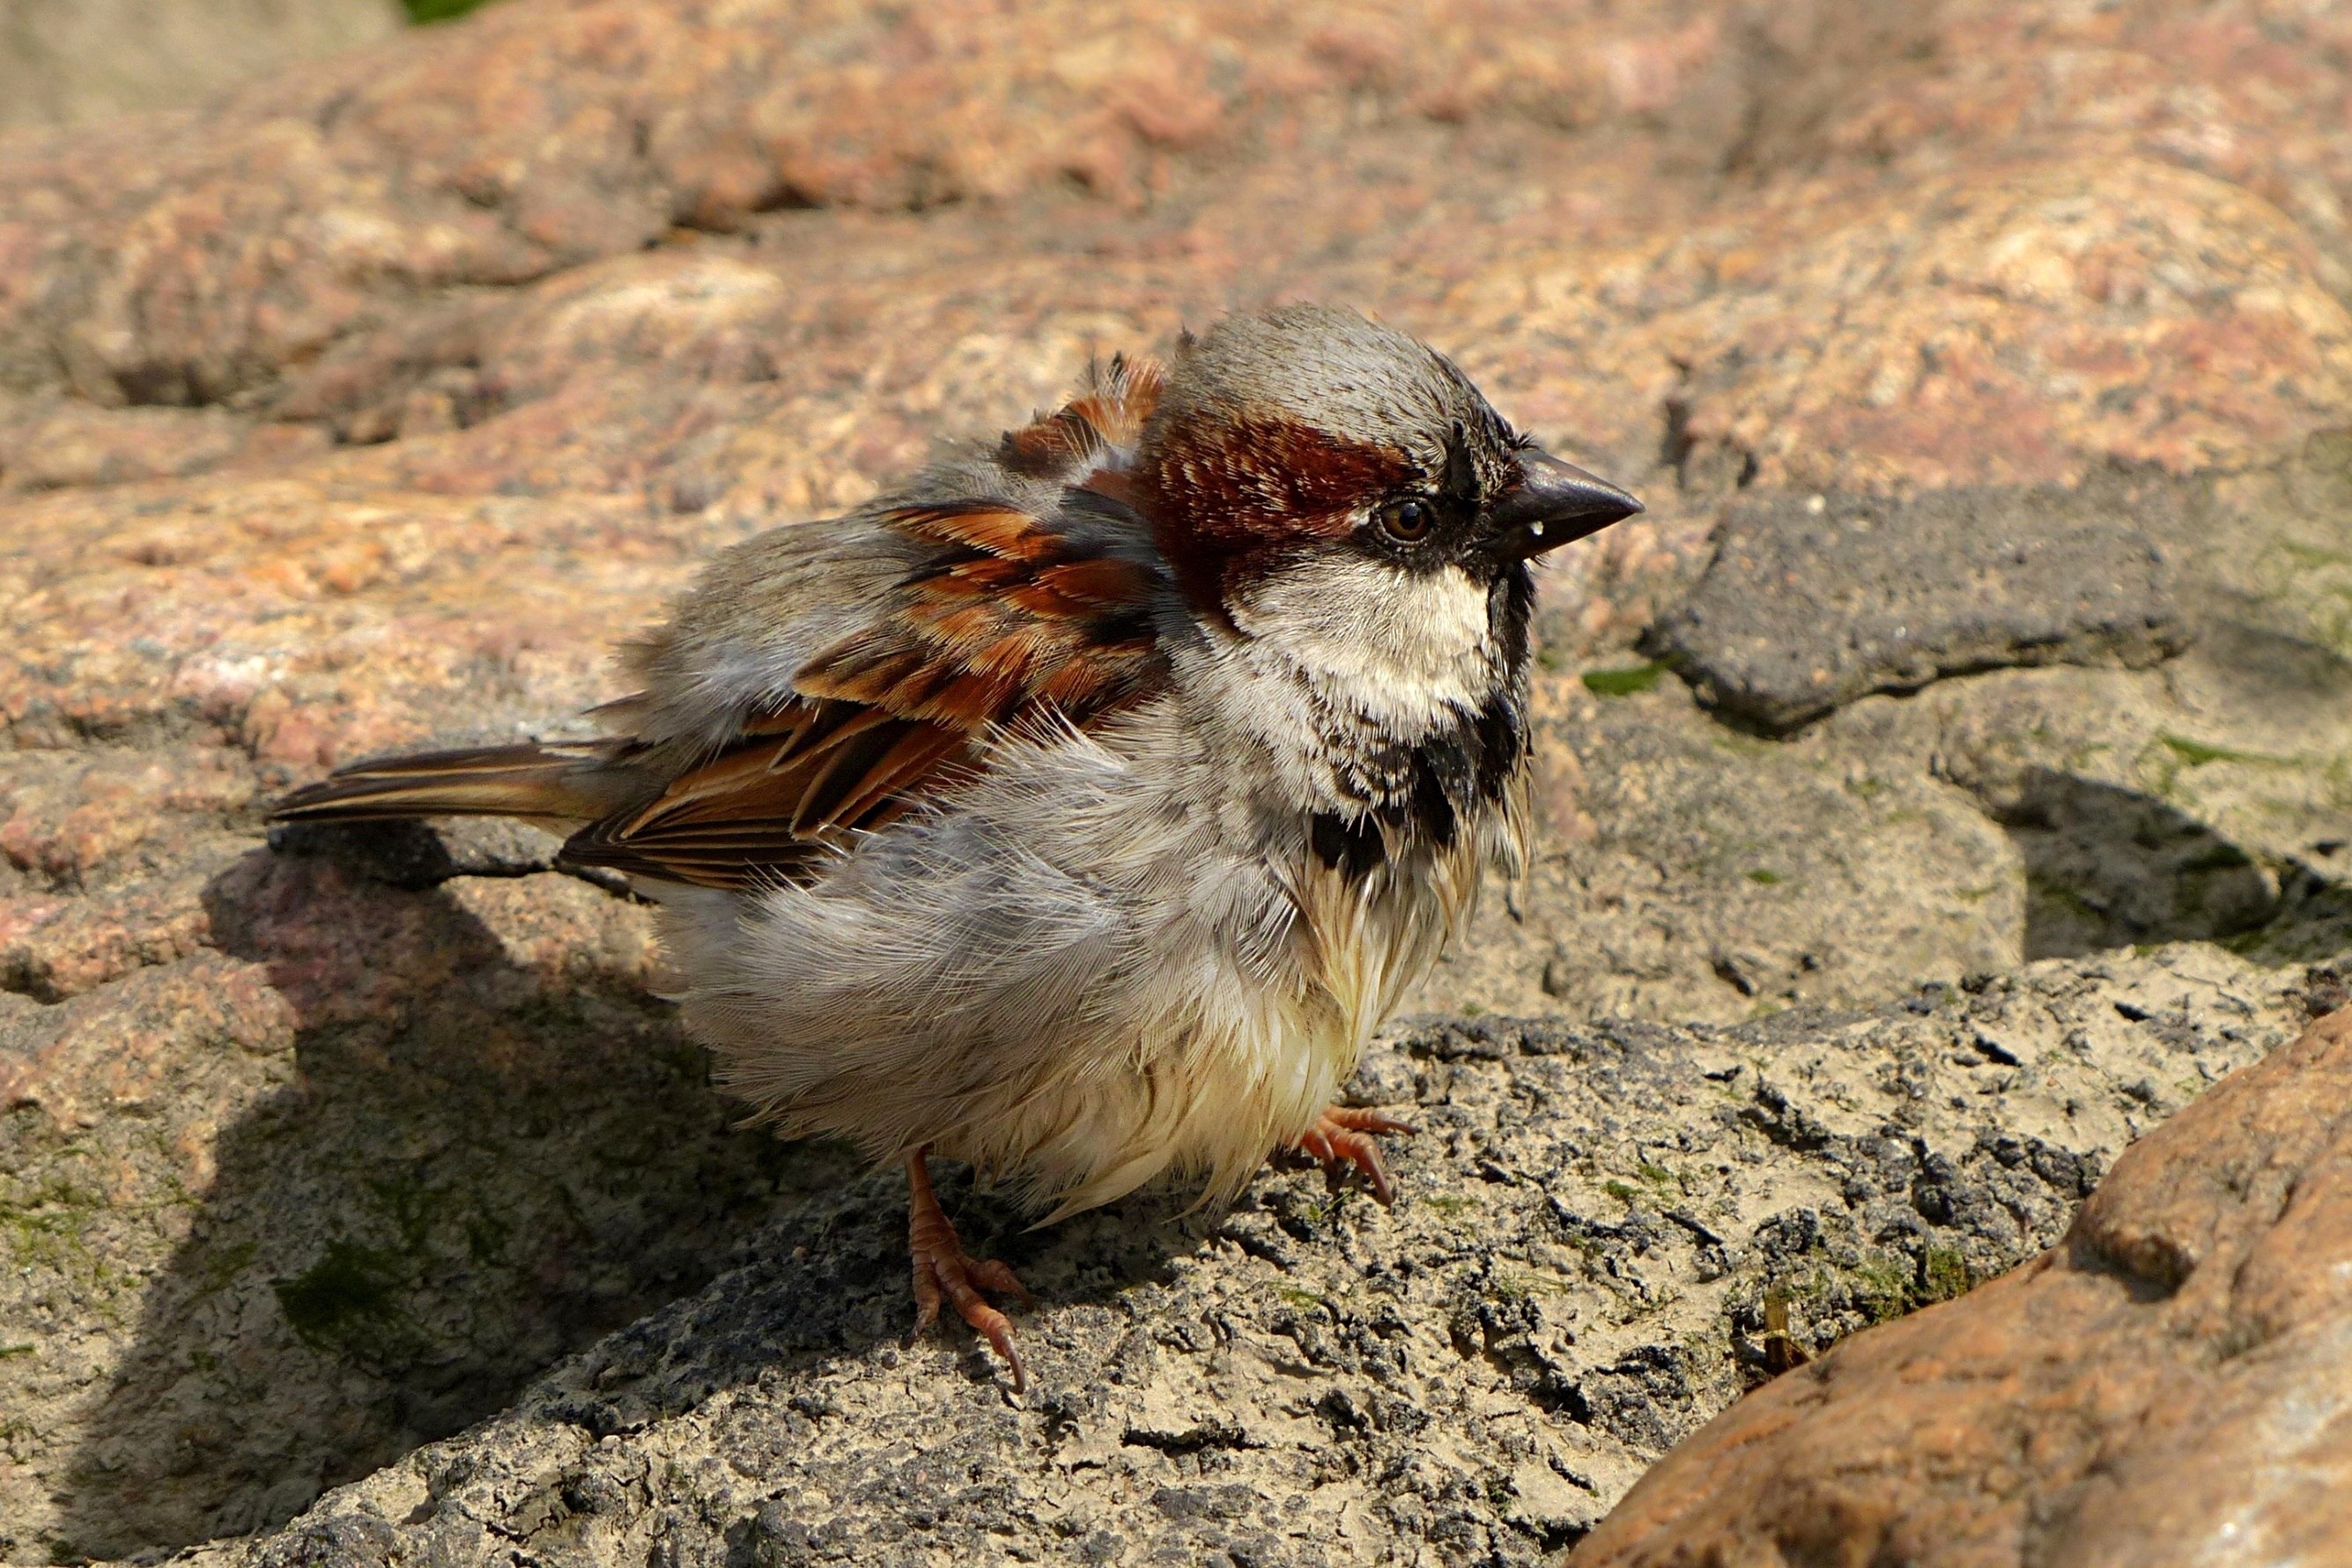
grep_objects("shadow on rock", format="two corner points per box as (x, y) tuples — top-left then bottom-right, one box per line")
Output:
(51, 832), (826, 1557)
(55, 825), (1202, 1559)
(1992, 771), (2284, 959)
(547, 1156), (1216, 1446)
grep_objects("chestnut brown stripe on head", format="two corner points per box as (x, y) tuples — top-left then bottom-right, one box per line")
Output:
(1138, 415), (1415, 610)
(1131, 303), (1640, 615)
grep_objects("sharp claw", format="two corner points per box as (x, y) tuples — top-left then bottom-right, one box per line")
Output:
(1290, 1104), (1416, 1204)
(906, 1151), (1031, 1392)
(1328, 1129), (1395, 1205)
(984, 1317), (1029, 1395)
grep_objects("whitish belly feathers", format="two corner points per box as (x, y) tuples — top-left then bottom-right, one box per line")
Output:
(655, 693), (1520, 1222)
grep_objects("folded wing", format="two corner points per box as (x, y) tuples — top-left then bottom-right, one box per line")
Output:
(274, 355), (1172, 893)
(566, 494), (1165, 888)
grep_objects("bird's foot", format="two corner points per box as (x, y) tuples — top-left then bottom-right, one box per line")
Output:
(906, 1150), (1032, 1393)
(1293, 1105), (1417, 1206)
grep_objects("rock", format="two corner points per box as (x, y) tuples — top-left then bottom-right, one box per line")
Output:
(5, 0), (2352, 1559)
(1648, 485), (2192, 733)
(1576, 1002), (2352, 1566)
(267, 815), (576, 891)
(1438, 674), (2026, 1025)
(1510, 447), (2352, 1015)
(158, 948), (2317, 1566)
(0, 855), (840, 1560)
(0, 0), (400, 138)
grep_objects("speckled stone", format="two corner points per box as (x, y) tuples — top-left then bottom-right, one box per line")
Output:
(1579, 1004), (2352, 1567)
(1650, 484), (2193, 733)
(7, 0), (2352, 1560)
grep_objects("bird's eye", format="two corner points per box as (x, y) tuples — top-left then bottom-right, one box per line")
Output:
(1376, 495), (1437, 544)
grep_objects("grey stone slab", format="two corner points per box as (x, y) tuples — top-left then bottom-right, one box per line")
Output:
(1648, 489), (2192, 733)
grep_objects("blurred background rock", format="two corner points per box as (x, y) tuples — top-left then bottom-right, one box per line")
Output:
(0, 0), (445, 137)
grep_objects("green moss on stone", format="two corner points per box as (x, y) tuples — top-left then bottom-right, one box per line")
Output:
(2159, 732), (2286, 767)
(0, 1172), (105, 1275)
(273, 1240), (403, 1350)
(403, 0), (497, 22)
(1580, 662), (1668, 697)
(1919, 1246), (1974, 1305)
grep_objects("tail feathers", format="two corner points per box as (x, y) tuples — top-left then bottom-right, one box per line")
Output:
(271, 741), (635, 826)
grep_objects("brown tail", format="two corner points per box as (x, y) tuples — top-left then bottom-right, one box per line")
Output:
(270, 741), (635, 826)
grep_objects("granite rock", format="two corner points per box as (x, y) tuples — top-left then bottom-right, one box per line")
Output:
(1648, 485), (2193, 733)
(4, 0), (2352, 1559)
(1578, 1002), (2352, 1567)
(164, 948), (2326, 1567)
(0, 0), (401, 138)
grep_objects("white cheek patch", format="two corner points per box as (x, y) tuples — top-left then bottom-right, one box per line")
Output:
(1228, 556), (1496, 727)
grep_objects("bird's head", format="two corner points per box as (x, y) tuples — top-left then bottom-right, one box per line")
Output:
(1132, 305), (1642, 647)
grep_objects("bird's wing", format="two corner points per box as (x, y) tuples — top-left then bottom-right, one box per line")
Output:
(564, 362), (1169, 891)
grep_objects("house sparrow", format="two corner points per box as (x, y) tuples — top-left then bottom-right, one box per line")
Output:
(273, 304), (1641, 1391)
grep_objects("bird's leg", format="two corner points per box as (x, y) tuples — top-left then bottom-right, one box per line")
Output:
(1292, 1105), (1418, 1205)
(906, 1148), (1032, 1393)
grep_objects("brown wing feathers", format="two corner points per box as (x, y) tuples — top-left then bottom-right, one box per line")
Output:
(558, 701), (954, 887)
(281, 361), (1172, 891)
(571, 494), (1164, 889)
(270, 740), (633, 825)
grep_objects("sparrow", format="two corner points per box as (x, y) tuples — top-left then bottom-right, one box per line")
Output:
(273, 304), (1641, 1392)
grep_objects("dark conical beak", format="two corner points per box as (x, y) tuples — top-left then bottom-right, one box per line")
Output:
(1487, 448), (1643, 559)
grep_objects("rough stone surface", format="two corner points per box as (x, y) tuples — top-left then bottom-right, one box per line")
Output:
(0, 0), (401, 138)
(164, 948), (2333, 1567)
(4, 0), (2352, 1560)
(1648, 485), (2193, 733)
(0, 848), (842, 1560)
(1579, 1002), (2352, 1567)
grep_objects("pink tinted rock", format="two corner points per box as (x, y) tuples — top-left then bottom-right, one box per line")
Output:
(1577, 1006), (2352, 1565)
